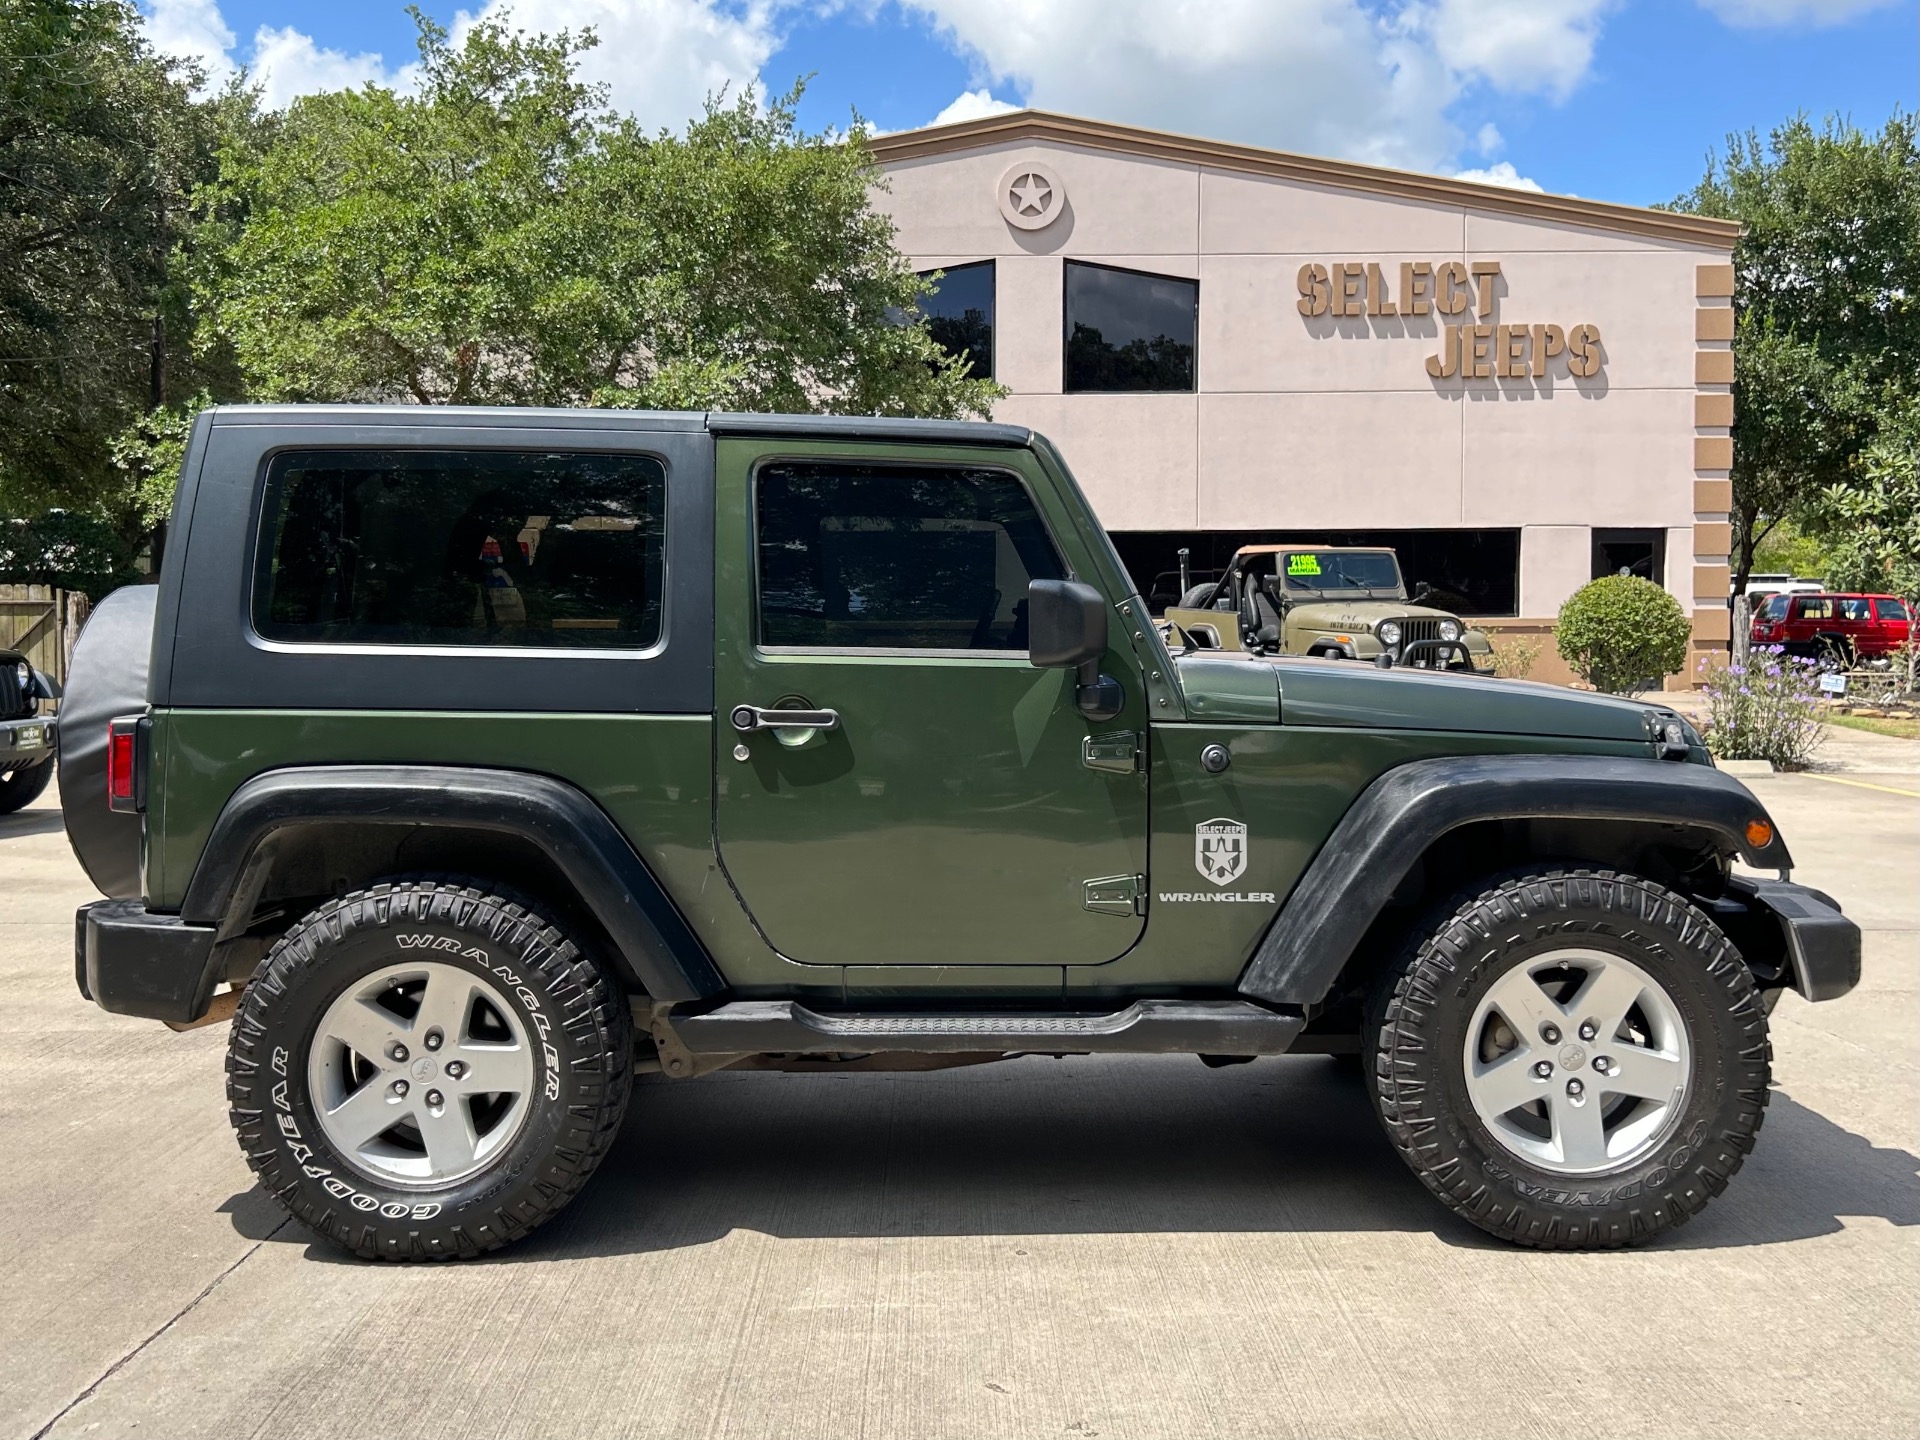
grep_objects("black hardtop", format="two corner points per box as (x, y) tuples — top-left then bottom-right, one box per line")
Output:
(204, 404), (1035, 448)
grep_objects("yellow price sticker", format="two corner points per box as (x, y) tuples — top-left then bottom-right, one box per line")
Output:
(1286, 553), (1322, 576)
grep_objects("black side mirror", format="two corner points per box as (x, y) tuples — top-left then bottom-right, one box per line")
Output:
(1028, 579), (1123, 721)
(1412, 580), (1432, 602)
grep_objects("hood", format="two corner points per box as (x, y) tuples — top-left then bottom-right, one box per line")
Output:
(1267, 655), (1671, 742)
(1287, 599), (1457, 628)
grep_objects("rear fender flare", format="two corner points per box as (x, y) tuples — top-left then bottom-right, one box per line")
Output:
(180, 765), (724, 1003)
(1237, 753), (1791, 1007)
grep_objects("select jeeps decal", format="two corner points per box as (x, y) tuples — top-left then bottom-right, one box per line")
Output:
(1159, 819), (1277, 905)
(1195, 818), (1248, 886)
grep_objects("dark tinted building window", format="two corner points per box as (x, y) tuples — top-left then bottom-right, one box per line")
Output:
(1592, 528), (1666, 583)
(255, 450), (666, 649)
(915, 261), (994, 380)
(1064, 261), (1197, 393)
(756, 462), (1064, 650)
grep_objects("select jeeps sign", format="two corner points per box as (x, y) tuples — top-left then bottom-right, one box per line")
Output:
(1295, 259), (1602, 380)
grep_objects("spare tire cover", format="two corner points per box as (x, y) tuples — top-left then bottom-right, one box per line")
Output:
(58, 585), (158, 899)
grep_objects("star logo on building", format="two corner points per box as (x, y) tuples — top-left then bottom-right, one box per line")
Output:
(1008, 172), (1052, 216)
(997, 161), (1066, 231)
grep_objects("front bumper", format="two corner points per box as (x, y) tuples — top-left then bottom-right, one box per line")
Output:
(1713, 878), (1862, 1004)
(1, 715), (53, 765)
(75, 899), (219, 1023)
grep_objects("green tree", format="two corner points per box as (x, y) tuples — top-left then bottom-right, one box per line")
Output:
(1555, 575), (1694, 694)
(197, 14), (998, 418)
(0, 0), (238, 540)
(1674, 112), (1920, 591)
(1811, 396), (1920, 605)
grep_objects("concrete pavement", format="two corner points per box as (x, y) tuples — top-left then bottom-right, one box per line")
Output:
(2, 752), (1914, 1440)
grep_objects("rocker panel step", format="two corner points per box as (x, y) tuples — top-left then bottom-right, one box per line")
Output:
(672, 999), (1305, 1056)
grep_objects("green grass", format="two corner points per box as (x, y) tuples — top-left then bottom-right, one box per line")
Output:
(1825, 713), (1920, 741)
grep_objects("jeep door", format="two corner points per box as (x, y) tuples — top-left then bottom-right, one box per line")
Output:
(710, 437), (1149, 968)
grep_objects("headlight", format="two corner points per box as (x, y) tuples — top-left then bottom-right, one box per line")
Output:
(1438, 619), (1461, 642)
(12, 661), (27, 691)
(1377, 620), (1402, 646)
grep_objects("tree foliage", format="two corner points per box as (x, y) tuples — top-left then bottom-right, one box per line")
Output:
(1812, 395), (1920, 604)
(1555, 575), (1693, 694)
(0, 0), (235, 534)
(1674, 112), (1920, 589)
(197, 15), (999, 418)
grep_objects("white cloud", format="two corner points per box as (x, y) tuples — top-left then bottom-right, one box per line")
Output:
(451, 0), (777, 131)
(1696, 0), (1897, 25)
(142, 0), (236, 86)
(895, 0), (1613, 175)
(247, 27), (396, 110)
(1474, 121), (1505, 155)
(141, 0), (778, 130)
(1450, 160), (1545, 192)
(927, 88), (1020, 126)
(1415, 0), (1614, 101)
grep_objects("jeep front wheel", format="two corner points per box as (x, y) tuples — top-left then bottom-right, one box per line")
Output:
(227, 881), (632, 1260)
(1372, 869), (1770, 1249)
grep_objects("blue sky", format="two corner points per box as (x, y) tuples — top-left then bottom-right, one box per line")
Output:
(144, 1), (1916, 207)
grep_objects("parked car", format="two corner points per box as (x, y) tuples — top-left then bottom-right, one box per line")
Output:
(0, 646), (57, 813)
(1750, 592), (1912, 663)
(64, 405), (1858, 1260)
(1165, 545), (1496, 672)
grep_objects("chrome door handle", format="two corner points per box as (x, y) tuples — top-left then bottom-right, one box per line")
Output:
(730, 704), (840, 733)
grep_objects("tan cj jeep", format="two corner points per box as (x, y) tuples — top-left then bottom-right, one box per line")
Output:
(1164, 545), (1496, 673)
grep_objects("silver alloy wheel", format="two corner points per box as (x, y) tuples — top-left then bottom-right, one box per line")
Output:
(308, 960), (537, 1187)
(1462, 948), (1691, 1176)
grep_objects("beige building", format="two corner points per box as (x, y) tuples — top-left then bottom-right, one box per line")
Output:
(869, 111), (1740, 684)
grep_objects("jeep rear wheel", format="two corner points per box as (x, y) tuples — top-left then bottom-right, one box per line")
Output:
(1371, 869), (1770, 1249)
(227, 881), (631, 1260)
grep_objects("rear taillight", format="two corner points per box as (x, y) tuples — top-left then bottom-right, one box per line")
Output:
(107, 715), (146, 813)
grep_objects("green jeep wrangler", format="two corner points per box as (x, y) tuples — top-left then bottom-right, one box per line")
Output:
(1167, 544), (1496, 671)
(63, 406), (1858, 1261)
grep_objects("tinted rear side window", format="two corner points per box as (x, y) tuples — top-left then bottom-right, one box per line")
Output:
(1877, 598), (1909, 621)
(255, 450), (666, 649)
(756, 462), (1064, 650)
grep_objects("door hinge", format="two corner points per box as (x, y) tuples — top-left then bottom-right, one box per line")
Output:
(1084, 874), (1146, 916)
(1082, 730), (1141, 774)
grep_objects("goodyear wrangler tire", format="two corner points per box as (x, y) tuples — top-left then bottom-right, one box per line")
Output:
(1371, 868), (1770, 1249)
(227, 880), (632, 1260)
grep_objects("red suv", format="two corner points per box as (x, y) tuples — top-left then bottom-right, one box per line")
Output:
(1751, 592), (1912, 661)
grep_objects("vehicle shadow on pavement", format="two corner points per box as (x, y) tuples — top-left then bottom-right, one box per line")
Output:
(226, 1060), (1919, 1262)
(0, 808), (67, 839)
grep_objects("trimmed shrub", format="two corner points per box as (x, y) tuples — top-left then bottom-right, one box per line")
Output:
(1555, 575), (1692, 694)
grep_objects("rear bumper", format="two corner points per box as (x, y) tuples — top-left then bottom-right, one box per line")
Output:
(1720, 878), (1862, 1004)
(75, 899), (219, 1023)
(1, 715), (53, 764)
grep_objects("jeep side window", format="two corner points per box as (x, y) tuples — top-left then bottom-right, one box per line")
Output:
(755, 461), (1064, 651)
(1877, 598), (1909, 621)
(253, 450), (667, 650)
(1761, 594), (1790, 621)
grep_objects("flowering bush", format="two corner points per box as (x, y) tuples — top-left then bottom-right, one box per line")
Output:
(1699, 646), (1826, 768)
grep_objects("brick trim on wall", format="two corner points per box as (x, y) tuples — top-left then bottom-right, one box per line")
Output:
(1692, 262), (1734, 686)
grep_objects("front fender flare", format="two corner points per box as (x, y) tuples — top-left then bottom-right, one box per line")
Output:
(180, 765), (724, 1003)
(1237, 753), (1792, 1007)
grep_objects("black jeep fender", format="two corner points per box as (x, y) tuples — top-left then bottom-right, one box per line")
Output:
(172, 765), (723, 1010)
(1236, 753), (1835, 1007)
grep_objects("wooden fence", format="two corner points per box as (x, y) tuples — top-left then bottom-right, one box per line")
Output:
(0, 584), (90, 689)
